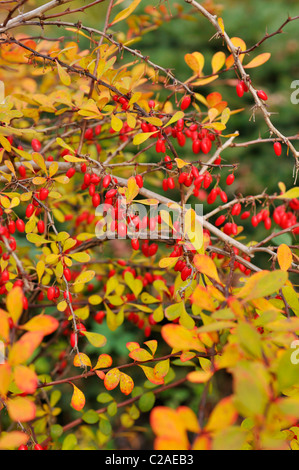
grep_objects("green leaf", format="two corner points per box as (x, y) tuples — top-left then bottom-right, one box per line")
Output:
(238, 270), (288, 301)
(82, 410), (99, 424)
(82, 331), (107, 348)
(138, 392), (156, 412)
(62, 433), (77, 450)
(50, 424), (63, 440)
(236, 323), (263, 359)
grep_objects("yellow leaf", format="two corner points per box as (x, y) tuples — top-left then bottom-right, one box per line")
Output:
(175, 158), (189, 169)
(32, 152), (47, 175)
(73, 353), (92, 368)
(211, 51), (226, 73)
(159, 257), (179, 269)
(277, 244), (293, 271)
(0, 135), (11, 152)
(111, 114), (123, 132)
(110, 0), (142, 25)
(6, 286), (23, 324)
(82, 331), (107, 348)
(133, 131), (156, 145)
(205, 396), (238, 432)
(57, 61), (71, 86)
(74, 270), (95, 285)
(164, 111), (185, 128)
(278, 187), (299, 200)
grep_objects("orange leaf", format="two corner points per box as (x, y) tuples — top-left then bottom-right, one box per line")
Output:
(0, 363), (12, 397)
(7, 397), (36, 422)
(205, 396), (238, 432)
(0, 309), (9, 342)
(6, 286), (23, 324)
(161, 324), (206, 353)
(14, 365), (38, 394)
(119, 372), (134, 395)
(193, 254), (222, 284)
(104, 368), (121, 390)
(70, 383), (85, 411)
(211, 51), (226, 74)
(150, 407), (190, 450)
(244, 52), (271, 69)
(9, 332), (44, 366)
(177, 406), (200, 433)
(187, 370), (214, 383)
(0, 431), (29, 450)
(22, 314), (59, 336)
(277, 244), (293, 272)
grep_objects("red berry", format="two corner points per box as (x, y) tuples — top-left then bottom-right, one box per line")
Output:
(37, 220), (45, 234)
(135, 174), (144, 188)
(18, 445), (28, 450)
(241, 211), (250, 220)
(181, 95), (191, 111)
(162, 179), (169, 192)
(236, 82), (244, 98)
(8, 220), (16, 234)
(70, 333), (77, 348)
(201, 137), (212, 154)
(257, 90), (268, 101)
(273, 142), (282, 157)
(226, 174), (235, 186)
(131, 238), (140, 251)
(215, 215), (226, 226)
(66, 168), (76, 179)
(167, 177), (175, 190)
(192, 140), (201, 154)
(16, 219), (25, 233)
(63, 268), (72, 282)
(251, 216), (259, 227)
(31, 139), (42, 152)
(92, 193), (101, 207)
(148, 100), (155, 109)
(264, 217), (272, 230)
(19, 165), (27, 179)
(47, 287), (56, 301)
(103, 175), (111, 188)
(220, 191), (228, 203)
(39, 188), (49, 201)
(94, 311), (105, 324)
(84, 128), (93, 140)
(26, 204), (35, 218)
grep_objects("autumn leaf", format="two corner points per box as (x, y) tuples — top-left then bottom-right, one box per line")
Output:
(104, 368), (121, 391)
(22, 314), (59, 336)
(70, 383), (86, 411)
(0, 431), (29, 450)
(14, 365), (38, 394)
(277, 244), (293, 271)
(7, 397), (36, 422)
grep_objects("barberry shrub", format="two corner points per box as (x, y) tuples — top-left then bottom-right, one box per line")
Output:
(0, 0), (299, 452)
